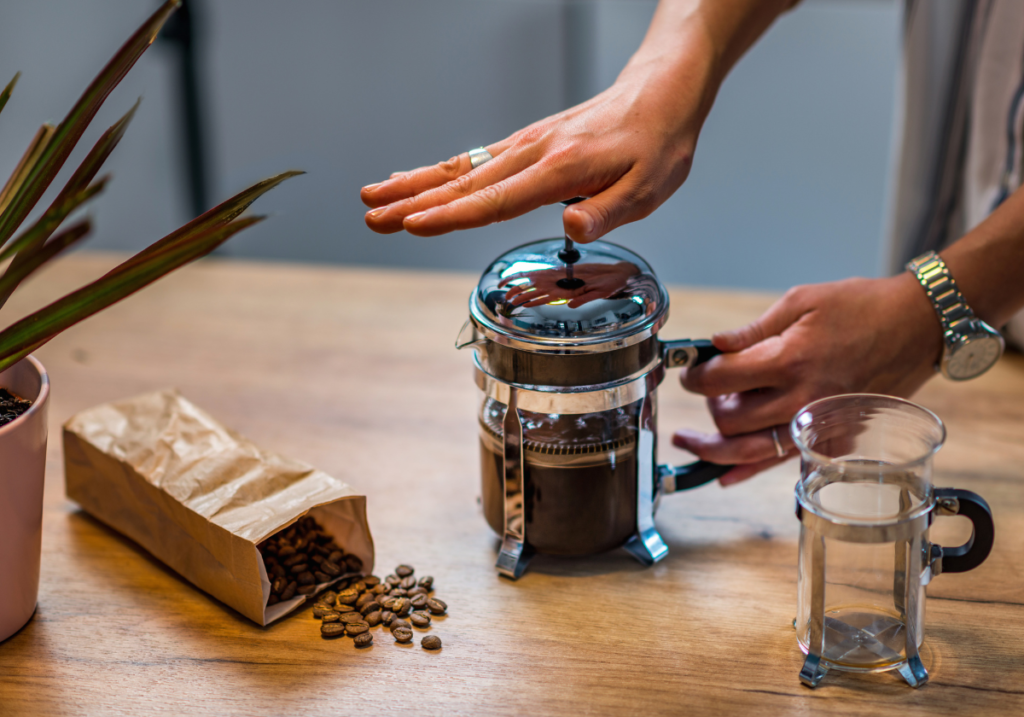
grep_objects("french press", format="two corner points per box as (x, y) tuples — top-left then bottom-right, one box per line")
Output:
(456, 236), (730, 579)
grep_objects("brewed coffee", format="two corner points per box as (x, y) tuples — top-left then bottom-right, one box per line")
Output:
(479, 398), (639, 555)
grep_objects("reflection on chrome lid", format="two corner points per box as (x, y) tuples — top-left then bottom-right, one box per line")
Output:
(470, 238), (668, 347)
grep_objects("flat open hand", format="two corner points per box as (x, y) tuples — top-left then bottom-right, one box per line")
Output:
(673, 273), (944, 485)
(360, 50), (715, 243)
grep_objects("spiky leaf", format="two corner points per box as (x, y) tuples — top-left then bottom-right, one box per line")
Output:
(0, 0), (180, 250)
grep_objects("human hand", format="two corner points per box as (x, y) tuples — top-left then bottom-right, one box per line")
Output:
(360, 46), (717, 243)
(499, 261), (641, 309)
(672, 273), (944, 486)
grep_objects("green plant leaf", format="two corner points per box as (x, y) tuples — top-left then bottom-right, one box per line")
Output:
(0, 214), (263, 373)
(0, 176), (108, 265)
(112, 169), (303, 274)
(0, 124), (55, 216)
(0, 220), (91, 303)
(0, 0), (180, 251)
(53, 99), (138, 208)
(0, 73), (19, 118)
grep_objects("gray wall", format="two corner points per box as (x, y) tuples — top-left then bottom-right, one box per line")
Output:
(0, 0), (900, 291)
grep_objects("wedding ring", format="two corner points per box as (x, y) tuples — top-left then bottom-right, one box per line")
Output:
(468, 147), (493, 169)
(771, 426), (785, 458)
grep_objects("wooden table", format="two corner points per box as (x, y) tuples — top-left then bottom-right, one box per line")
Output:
(1, 253), (1022, 716)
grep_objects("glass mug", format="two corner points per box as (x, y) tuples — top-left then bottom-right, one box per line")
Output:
(791, 394), (994, 688)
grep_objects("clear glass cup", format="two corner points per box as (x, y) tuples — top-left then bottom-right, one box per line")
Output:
(791, 394), (994, 688)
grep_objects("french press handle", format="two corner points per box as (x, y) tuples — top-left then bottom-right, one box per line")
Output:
(658, 338), (733, 490)
(932, 488), (995, 574)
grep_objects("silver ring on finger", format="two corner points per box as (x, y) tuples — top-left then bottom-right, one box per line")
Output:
(771, 426), (785, 458)
(468, 147), (493, 169)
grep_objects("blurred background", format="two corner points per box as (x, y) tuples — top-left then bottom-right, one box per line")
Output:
(0, 0), (899, 291)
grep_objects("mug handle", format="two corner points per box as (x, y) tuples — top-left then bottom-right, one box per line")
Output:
(933, 488), (995, 574)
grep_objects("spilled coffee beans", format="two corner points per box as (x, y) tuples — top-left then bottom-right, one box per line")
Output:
(308, 564), (450, 650)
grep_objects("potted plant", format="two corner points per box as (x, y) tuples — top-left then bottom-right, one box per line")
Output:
(0, 0), (299, 642)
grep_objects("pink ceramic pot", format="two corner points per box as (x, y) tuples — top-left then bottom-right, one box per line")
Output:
(0, 356), (49, 643)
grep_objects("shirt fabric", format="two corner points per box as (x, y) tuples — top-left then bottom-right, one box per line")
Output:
(886, 0), (1024, 348)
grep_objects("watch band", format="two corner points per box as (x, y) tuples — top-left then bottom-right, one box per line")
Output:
(905, 251), (976, 342)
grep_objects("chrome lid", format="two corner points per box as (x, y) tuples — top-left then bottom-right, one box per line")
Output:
(470, 238), (668, 352)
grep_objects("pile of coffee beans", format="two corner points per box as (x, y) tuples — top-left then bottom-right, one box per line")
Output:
(0, 388), (32, 428)
(311, 564), (447, 651)
(257, 515), (364, 605)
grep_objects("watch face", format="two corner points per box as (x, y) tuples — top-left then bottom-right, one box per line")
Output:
(947, 335), (1003, 380)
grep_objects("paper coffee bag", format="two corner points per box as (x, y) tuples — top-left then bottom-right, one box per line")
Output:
(63, 389), (373, 626)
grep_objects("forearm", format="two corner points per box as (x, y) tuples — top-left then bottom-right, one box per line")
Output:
(612, 0), (798, 158)
(941, 184), (1024, 329)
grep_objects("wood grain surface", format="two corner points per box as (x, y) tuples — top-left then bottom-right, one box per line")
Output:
(0, 253), (1022, 716)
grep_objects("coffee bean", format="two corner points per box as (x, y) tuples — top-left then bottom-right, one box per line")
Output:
(280, 581), (297, 601)
(321, 591), (338, 605)
(353, 632), (373, 648)
(296, 584), (316, 595)
(283, 553), (305, 567)
(271, 564), (286, 579)
(350, 580), (367, 594)
(320, 622), (346, 638)
(336, 588), (359, 605)
(321, 612), (341, 623)
(400, 576), (417, 590)
(297, 571), (315, 586)
(388, 588), (408, 599)
(356, 593), (377, 608)
(328, 550), (344, 564)
(267, 594), (279, 606)
(395, 565), (414, 578)
(407, 586), (428, 597)
(392, 627), (413, 643)
(365, 610), (382, 627)
(363, 576), (381, 588)
(410, 612), (431, 628)
(382, 597), (398, 611)
(410, 594), (428, 609)
(341, 612), (366, 625)
(417, 576), (434, 590)
(336, 605), (359, 616)
(310, 553), (324, 565)
(346, 555), (364, 572)
(371, 584), (389, 595)
(421, 635), (442, 650)
(313, 605), (337, 619)
(321, 560), (341, 577)
(390, 618), (411, 632)
(278, 545), (296, 558)
(346, 622), (369, 636)
(272, 577), (286, 595)
(395, 598), (412, 617)
(360, 601), (381, 617)
(385, 575), (401, 587)
(314, 571), (331, 584)
(426, 598), (447, 615)
(290, 563), (309, 575)
(381, 611), (395, 626)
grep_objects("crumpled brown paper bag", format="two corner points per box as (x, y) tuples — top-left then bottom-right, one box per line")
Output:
(63, 388), (373, 626)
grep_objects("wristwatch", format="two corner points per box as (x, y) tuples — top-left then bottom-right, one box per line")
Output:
(906, 251), (1004, 381)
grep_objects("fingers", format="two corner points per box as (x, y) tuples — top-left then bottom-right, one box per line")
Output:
(561, 169), (657, 243)
(398, 160), (580, 237)
(711, 287), (812, 353)
(680, 335), (790, 397)
(360, 141), (510, 210)
(672, 426), (798, 487)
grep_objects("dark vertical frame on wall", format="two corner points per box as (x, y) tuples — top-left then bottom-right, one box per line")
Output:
(157, 0), (211, 220)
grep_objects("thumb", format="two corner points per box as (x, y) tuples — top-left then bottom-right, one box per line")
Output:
(561, 176), (653, 243)
(713, 288), (810, 352)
